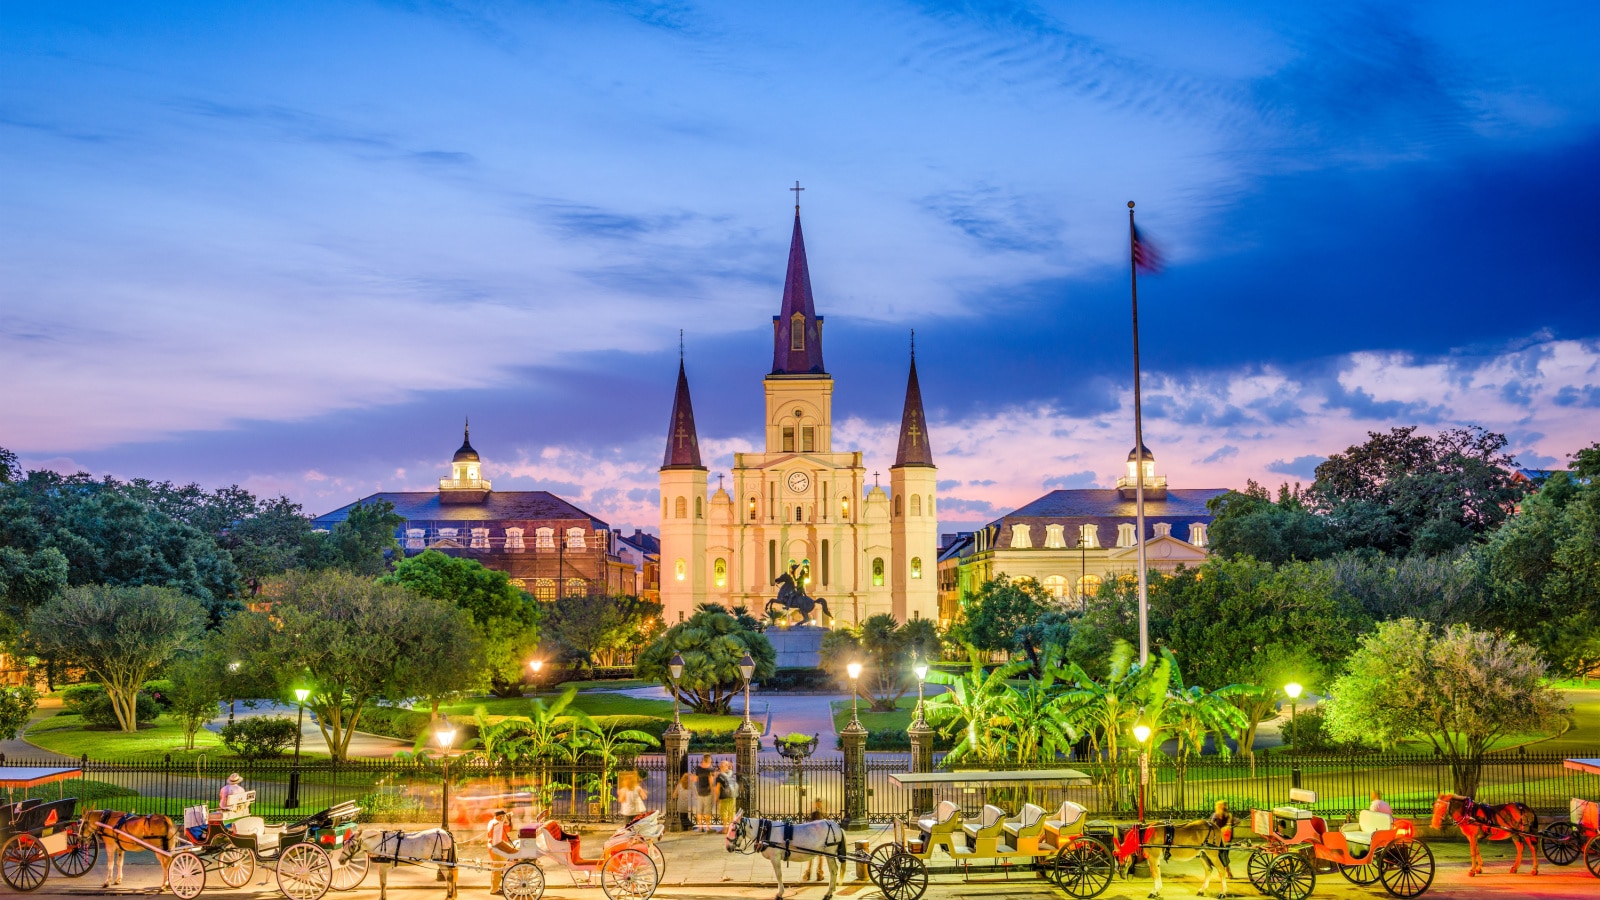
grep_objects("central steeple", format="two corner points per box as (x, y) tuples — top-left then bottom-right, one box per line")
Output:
(771, 207), (826, 375)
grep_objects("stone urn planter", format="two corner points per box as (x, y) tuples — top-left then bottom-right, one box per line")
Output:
(775, 733), (819, 760)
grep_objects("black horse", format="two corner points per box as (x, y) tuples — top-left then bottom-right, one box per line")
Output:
(767, 561), (832, 625)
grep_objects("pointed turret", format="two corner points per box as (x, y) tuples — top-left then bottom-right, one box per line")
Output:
(772, 212), (826, 375)
(892, 346), (934, 468)
(662, 360), (704, 469)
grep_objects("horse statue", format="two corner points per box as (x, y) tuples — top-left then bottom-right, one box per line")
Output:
(1431, 793), (1539, 876)
(725, 811), (845, 900)
(766, 559), (832, 626)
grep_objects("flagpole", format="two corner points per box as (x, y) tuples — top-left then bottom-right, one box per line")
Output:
(1128, 200), (1149, 667)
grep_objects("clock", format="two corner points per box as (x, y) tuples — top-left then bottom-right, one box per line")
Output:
(787, 471), (811, 494)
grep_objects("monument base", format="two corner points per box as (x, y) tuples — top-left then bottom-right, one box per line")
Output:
(764, 624), (826, 669)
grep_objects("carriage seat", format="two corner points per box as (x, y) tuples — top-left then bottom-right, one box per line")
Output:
(11, 799), (76, 836)
(1343, 810), (1393, 847)
(917, 800), (961, 834)
(1273, 788), (1319, 820)
(1573, 798), (1600, 830)
(960, 805), (1008, 856)
(1046, 801), (1088, 831)
(230, 816), (295, 850)
(1002, 804), (1047, 854)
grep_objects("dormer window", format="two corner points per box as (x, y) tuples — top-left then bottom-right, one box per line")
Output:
(1117, 523), (1136, 548)
(1044, 524), (1066, 548)
(1153, 522), (1172, 538)
(1080, 524), (1101, 549)
(505, 527), (525, 550)
(1011, 524), (1033, 549)
(405, 528), (425, 550)
(790, 312), (806, 350)
(1190, 523), (1209, 547)
(535, 527), (555, 549)
(566, 527), (587, 549)
(469, 528), (490, 549)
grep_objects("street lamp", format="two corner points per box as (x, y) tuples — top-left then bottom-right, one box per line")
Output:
(1133, 716), (1152, 822)
(435, 723), (457, 833)
(912, 653), (929, 727)
(846, 661), (863, 728)
(668, 652), (685, 730)
(529, 658), (544, 698)
(1284, 682), (1303, 754)
(226, 662), (241, 726)
(739, 651), (756, 725)
(287, 686), (310, 809)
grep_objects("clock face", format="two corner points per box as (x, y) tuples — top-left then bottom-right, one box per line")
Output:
(787, 471), (811, 494)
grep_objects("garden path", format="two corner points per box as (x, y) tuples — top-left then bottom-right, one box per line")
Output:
(205, 700), (411, 758)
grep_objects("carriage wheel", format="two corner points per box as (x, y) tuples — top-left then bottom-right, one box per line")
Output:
(873, 850), (928, 900)
(1265, 852), (1315, 900)
(600, 848), (658, 900)
(168, 850), (207, 900)
(1, 834), (50, 892)
(1541, 821), (1583, 866)
(277, 843), (334, 900)
(1051, 840), (1115, 899)
(1246, 848), (1276, 894)
(1583, 835), (1599, 878)
(502, 861), (546, 900)
(217, 846), (257, 888)
(1378, 840), (1434, 898)
(866, 842), (901, 882)
(1339, 859), (1381, 885)
(51, 822), (99, 877)
(329, 848), (369, 891)
(644, 843), (666, 883)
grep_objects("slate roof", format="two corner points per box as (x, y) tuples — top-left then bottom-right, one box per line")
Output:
(312, 491), (609, 530)
(662, 359), (704, 469)
(771, 212), (826, 375)
(618, 528), (661, 555)
(1004, 488), (1225, 519)
(893, 353), (934, 468)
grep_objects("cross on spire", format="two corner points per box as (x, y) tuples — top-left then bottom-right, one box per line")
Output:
(791, 180), (804, 213)
(910, 328), (915, 360)
(907, 420), (922, 448)
(679, 329), (684, 360)
(873, 471), (880, 487)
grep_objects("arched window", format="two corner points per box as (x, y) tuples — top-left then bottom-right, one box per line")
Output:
(674, 558), (686, 581)
(564, 577), (587, 597)
(910, 556), (923, 579)
(714, 557), (727, 587)
(1076, 574), (1103, 602)
(566, 527), (586, 549)
(1042, 575), (1068, 601)
(1189, 523), (1209, 547)
(894, 494), (903, 517)
(790, 312), (806, 350)
(910, 495), (921, 516)
(508, 578), (527, 590)
(504, 527), (525, 550)
(534, 578), (557, 601)
(748, 496), (758, 521)
(840, 496), (850, 519)
(1011, 523), (1033, 549)
(674, 496), (688, 519)
(695, 496), (704, 519)
(872, 557), (885, 586)
(535, 527), (555, 548)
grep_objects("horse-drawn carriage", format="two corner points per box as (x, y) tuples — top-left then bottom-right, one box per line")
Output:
(1248, 788), (1434, 900)
(0, 768), (98, 891)
(497, 809), (666, 900)
(1538, 758), (1600, 877)
(163, 794), (365, 900)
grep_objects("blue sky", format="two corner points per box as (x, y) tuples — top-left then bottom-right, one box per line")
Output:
(4, 1), (1598, 535)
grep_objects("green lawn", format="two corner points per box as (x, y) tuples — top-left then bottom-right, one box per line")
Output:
(438, 691), (745, 733)
(830, 696), (918, 733)
(25, 713), (338, 763)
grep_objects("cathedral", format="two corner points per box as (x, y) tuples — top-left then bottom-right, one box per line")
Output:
(658, 205), (938, 627)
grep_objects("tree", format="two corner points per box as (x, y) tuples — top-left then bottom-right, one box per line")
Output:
(635, 604), (775, 714)
(923, 652), (1030, 764)
(0, 447), (18, 484)
(216, 569), (478, 759)
(27, 585), (207, 731)
(384, 550), (539, 696)
(1325, 549), (1489, 625)
(819, 613), (921, 711)
(1312, 426), (1525, 555)
(1325, 619), (1568, 795)
(303, 500), (404, 575)
(164, 654), (224, 750)
(950, 575), (1057, 670)
(541, 594), (662, 667)
(1207, 481), (1340, 563)
(0, 546), (68, 649)
(0, 686), (37, 740)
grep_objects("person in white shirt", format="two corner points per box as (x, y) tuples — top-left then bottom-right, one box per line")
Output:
(617, 771), (648, 820)
(218, 773), (248, 814)
(1368, 790), (1392, 815)
(486, 810), (517, 895)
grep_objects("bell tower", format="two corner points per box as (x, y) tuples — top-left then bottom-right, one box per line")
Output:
(659, 350), (708, 624)
(889, 338), (938, 622)
(440, 419), (490, 504)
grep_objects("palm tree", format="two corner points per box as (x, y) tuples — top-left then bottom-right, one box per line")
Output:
(1055, 641), (1171, 811)
(923, 650), (1028, 764)
(1158, 649), (1250, 809)
(568, 710), (660, 817)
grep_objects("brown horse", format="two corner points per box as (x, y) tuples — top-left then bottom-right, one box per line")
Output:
(1430, 793), (1539, 876)
(1117, 820), (1235, 898)
(82, 810), (178, 889)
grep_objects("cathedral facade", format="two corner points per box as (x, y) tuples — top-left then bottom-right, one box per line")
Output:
(658, 208), (938, 627)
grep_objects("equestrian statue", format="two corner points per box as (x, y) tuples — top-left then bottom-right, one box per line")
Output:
(767, 558), (832, 626)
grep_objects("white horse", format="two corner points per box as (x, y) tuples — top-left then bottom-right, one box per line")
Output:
(349, 827), (457, 900)
(725, 812), (845, 900)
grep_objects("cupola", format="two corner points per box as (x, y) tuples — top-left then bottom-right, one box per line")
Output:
(440, 419), (491, 504)
(1116, 441), (1167, 500)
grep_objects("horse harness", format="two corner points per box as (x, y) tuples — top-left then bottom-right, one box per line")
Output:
(745, 818), (845, 863)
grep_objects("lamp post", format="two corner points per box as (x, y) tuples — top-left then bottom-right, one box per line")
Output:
(1133, 719), (1152, 823)
(529, 658), (544, 698)
(435, 722), (457, 833)
(846, 661), (863, 728)
(912, 653), (929, 727)
(1284, 682), (1303, 753)
(739, 651), (756, 725)
(286, 687), (310, 809)
(668, 652), (685, 730)
(226, 662), (240, 726)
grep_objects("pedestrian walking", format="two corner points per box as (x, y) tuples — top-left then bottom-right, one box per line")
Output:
(715, 760), (738, 825)
(618, 770), (648, 821)
(486, 809), (517, 895)
(693, 754), (716, 831)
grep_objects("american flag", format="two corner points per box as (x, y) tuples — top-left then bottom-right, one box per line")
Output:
(1132, 224), (1163, 274)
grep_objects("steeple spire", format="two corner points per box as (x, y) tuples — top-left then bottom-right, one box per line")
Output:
(893, 337), (934, 468)
(772, 199), (826, 375)
(662, 356), (704, 469)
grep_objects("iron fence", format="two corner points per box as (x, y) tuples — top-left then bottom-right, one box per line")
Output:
(749, 754), (843, 822)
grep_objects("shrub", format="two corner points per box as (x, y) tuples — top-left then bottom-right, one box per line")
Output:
(141, 679), (175, 711)
(832, 728), (958, 751)
(756, 668), (833, 692)
(1279, 706), (1352, 753)
(79, 692), (160, 729)
(61, 685), (106, 716)
(358, 707), (434, 741)
(221, 717), (300, 759)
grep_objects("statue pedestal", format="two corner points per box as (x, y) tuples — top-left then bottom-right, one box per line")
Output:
(765, 624), (826, 669)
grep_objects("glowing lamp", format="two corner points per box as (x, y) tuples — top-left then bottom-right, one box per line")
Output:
(293, 688), (310, 703)
(669, 652), (685, 681)
(739, 651), (756, 683)
(1285, 682), (1303, 700)
(1133, 724), (1152, 744)
(435, 724), (456, 751)
(846, 661), (863, 680)
(913, 662), (929, 682)
(530, 659), (544, 674)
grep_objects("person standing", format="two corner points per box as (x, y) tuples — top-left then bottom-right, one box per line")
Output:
(486, 809), (517, 895)
(617, 771), (648, 821)
(675, 773), (694, 831)
(800, 800), (826, 881)
(693, 754), (716, 831)
(714, 760), (738, 826)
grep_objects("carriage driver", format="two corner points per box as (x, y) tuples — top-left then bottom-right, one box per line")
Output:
(219, 773), (250, 815)
(486, 809), (518, 895)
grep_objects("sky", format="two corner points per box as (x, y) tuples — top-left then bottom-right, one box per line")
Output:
(3, 0), (1598, 537)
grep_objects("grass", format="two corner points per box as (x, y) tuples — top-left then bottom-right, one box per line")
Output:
(830, 696), (918, 733)
(438, 691), (745, 733)
(1, 778), (137, 806)
(25, 713), (336, 763)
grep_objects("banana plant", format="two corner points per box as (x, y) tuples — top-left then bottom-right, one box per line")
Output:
(922, 648), (1028, 764)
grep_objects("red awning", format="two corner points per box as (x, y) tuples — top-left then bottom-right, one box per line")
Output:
(0, 767), (85, 789)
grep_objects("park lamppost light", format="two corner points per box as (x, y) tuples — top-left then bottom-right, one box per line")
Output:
(668, 652), (685, 730)
(912, 653), (929, 727)
(529, 658), (544, 697)
(1284, 682), (1303, 753)
(435, 723), (457, 833)
(286, 686), (311, 809)
(739, 651), (756, 725)
(1133, 715), (1152, 822)
(846, 661), (863, 728)
(226, 661), (241, 726)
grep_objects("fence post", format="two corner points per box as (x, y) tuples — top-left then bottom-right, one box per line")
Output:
(841, 719), (867, 826)
(908, 718), (934, 816)
(662, 723), (691, 832)
(735, 720), (760, 817)
(1518, 745), (1527, 807)
(164, 754), (172, 818)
